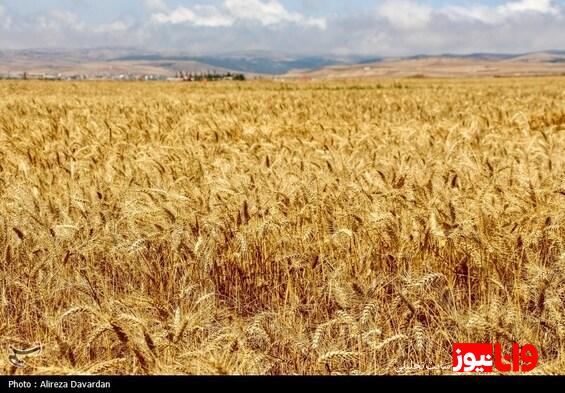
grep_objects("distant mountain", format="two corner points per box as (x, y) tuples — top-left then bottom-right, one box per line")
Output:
(192, 56), (343, 75)
(0, 48), (240, 78)
(1, 48), (564, 79)
(503, 50), (565, 63)
(379, 51), (565, 63)
(399, 53), (516, 61)
(111, 49), (565, 74)
(284, 51), (565, 79)
(114, 51), (380, 75)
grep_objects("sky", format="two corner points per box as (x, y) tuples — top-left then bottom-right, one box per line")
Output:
(0, 0), (564, 55)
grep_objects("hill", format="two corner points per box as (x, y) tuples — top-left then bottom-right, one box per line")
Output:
(284, 51), (565, 79)
(1, 49), (565, 79)
(0, 49), (237, 79)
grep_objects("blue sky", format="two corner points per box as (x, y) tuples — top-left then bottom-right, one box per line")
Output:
(1, 1), (564, 55)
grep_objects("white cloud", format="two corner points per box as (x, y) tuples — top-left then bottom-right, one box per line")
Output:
(498, 0), (559, 15)
(93, 21), (129, 34)
(377, 0), (432, 29)
(0, 1), (564, 55)
(36, 10), (85, 31)
(224, 0), (326, 28)
(142, 0), (169, 12)
(152, 5), (234, 27)
(0, 5), (13, 29)
(441, 5), (500, 24)
(152, 0), (326, 29)
(442, 0), (561, 24)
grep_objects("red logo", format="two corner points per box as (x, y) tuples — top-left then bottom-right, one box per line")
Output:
(453, 343), (538, 373)
(453, 344), (493, 372)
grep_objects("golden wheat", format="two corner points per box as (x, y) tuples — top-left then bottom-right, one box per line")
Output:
(0, 78), (564, 375)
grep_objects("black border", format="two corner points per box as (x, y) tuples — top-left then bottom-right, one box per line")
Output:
(2, 376), (565, 392)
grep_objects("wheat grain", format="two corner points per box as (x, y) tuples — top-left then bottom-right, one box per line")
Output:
(1, 78), (563, 375)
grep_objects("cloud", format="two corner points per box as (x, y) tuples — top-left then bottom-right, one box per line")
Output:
(36, 10), (85, 31)
(498, 0), (559, 15)
(93, 21), (129, 34)
(142, 0), (169, 12)
(0, 5), (12, 29)
(152, 0), (326, 29)
(0, 7), (140, 49)
(224, 0), (326, 28)
(442, 0), (561, 24)
(359, 0), (564, 56)
(152, 5), (234, 27)
(377, 0), (432, 29)
(0, 0), (564, 55)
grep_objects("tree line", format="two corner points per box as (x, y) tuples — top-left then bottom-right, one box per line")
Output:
(176, 71), (246, 81)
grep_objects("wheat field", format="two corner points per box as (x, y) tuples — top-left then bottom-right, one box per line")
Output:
(0, 78), (564, 375)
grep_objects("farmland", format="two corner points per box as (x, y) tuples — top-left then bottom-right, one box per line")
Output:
(0, 78), (564, 375)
